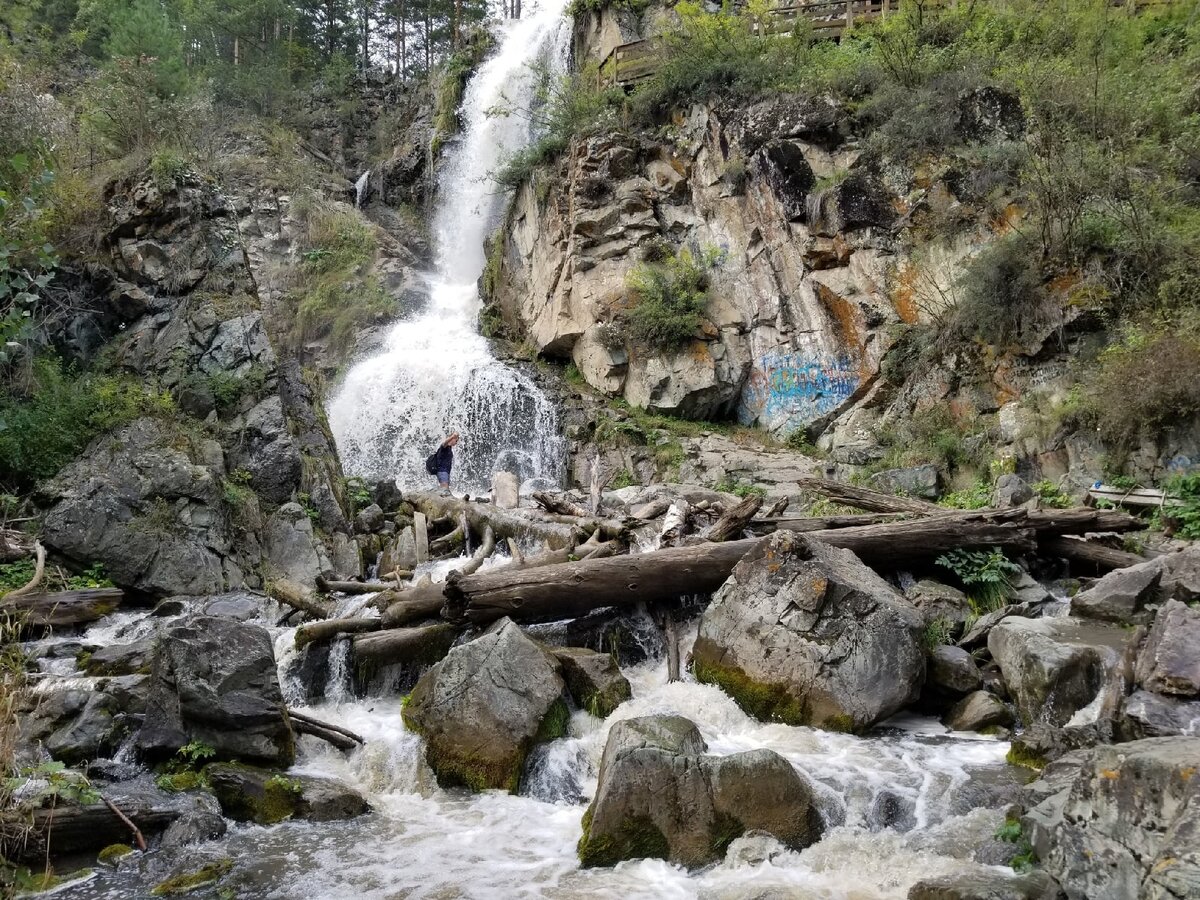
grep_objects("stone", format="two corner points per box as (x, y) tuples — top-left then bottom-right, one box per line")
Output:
(572, 325), (627, 395)
(491, 471), (521, 510)
(693, 532), (925, 732)
(907, 870), (1059, 900)
(1070, 557), (1162, 624)
(623, 338), (748, 420)
(1120, 690), (1200, 739)
(993, 474), (1034, 508)
(927, 645), (983, 699)
(1135, 599), (1200, 698)
(578, 715), (823, 869)
(756, 139), (816, 221)
(905, 579), (974, 629)
(200, 593), (260, 620)
(84, 640), (155, 676)
(205, 764), (369, 825)
(371, 478), (404, 512)
(19, 675), (148, 765)
(987, 617), (1130, 728)
(158, 808), (228, 848)
(550, 647), (631, 718)
(137, 616), (294, 766)
(263, 502), (332, 588)
(868, 464), (940, 500)
(808, 169), (897, 236)
(225, 396), (301, 506)
(353, 503), (386, 534)
(401, 618), (566, 792)
(1022, 737), (1200, 900)
(942, 691), (1014, 733)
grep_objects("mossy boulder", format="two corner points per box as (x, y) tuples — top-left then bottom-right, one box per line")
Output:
(150, 859), (233, 896)
(551, 647), (631, 718)
(204, 763), (369, 825)
(402, 617), (567, 792)
(693, 532), (924, 732)
(97, 843), (133, 866)
(578, 715), (823, 869)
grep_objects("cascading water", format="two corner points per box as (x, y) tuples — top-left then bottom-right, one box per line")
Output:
(328, 5), (569, 494)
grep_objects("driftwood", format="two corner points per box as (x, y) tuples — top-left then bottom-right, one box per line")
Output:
(631, 498), (671, 521)
(294, 616), (381, 648)
(352, 622), (460, 667)
(414, 511), (429, 563)
(754, 512), (908, 533)
(506, 538), (525, 566)
(4, 540), (45, 599)
(1039, 535), (1147, 571)
(430, 523), (465, 557)
(269, 580), (331, 620)
(101, 795), (147, 851)
(3, 587), (123, 628)
(444, 510), (1073, 625)
(316, 576), (409, 595)
(796, 477), (938, 514)
(764, 496), (790, 517)
(380, 578), (447, 628)
(288, 709), (365, 751)
(707, 496), (763, 542)
(410, 491), (579, 550)
(0, 527), (34, 563)
(534, 491), (590, 518)
(456, 526), (497, 577)
(27, 801), (179, 859)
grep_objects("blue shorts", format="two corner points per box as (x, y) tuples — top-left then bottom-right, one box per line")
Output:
(437, 470), (450, 485)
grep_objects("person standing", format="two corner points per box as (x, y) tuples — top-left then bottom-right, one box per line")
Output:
(433, 432), (459, 495)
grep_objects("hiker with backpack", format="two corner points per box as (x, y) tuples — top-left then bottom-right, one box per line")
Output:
(425, 433), (459, 495)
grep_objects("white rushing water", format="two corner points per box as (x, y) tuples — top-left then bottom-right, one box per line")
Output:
(328, 3), (569, 494)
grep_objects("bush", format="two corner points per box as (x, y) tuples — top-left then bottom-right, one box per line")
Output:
(626, 246), (721, 351)
(0, 357), (174, 487)
(948, 234), (1055, 349)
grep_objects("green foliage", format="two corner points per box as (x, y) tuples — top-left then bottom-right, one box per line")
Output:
(609, 469), (637, 490)
(6, 760), (100, 807)
(939, 480), (992, 510)
(297, 492), (320, 522)
(784, 430), (824, 457)
(344, 476), (372, 512)
(874, 406), (990, 476)
(0, 356), (174, 488)
(1032, 479), (1073, 509)
(626, 246), (721, 351)
(936, 547), (1021, 613)
(949, 234), (1055, 350)
(149, 148), (188, 190)
(922, 616), (956, 651)
(1158, 474), (1200, 540)
(714, 475), (766, 500)
(996, 817), (1038, 872)
(102, 0), (187, 99)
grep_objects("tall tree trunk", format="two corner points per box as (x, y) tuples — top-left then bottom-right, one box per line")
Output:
(453, 0), (462, 49)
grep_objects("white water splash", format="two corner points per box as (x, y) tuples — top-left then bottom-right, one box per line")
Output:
(354, 170), (370, 207)
(328, 3), (570, 494)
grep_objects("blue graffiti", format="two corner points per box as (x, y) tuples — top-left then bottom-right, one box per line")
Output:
(738, 351), (860, 430)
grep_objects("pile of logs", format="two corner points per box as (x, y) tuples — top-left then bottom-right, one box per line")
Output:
(276, 480), (1146, 672)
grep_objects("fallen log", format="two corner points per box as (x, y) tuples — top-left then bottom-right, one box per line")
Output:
(764, 496), (790, 517)
(380, 578), (447, 628)
(317, 576), (409, 595)
(534, 491), (590, 518)
(352, 622), (460, 667)
(409, 491), (578, 550)
(446, 510), (1041, 625)
(294, 616), (381, 648)
(1039, 535), (1147, 571)
(430, 523), (465, 557)
(455, 525), (496, 577)
(796, 477), (939, 514)
(287, 709), (365, 744)
(706, 495), (763, 542)
(754, 512), (908, 533)
(289, 716), (363, 751)
(631, 498), (671, 521)
(25, 801), (179, 860)
(3, 587), (124, 629)
(269, 580), (331, 620)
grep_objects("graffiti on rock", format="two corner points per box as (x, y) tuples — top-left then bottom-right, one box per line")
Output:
(738, 351), (860, 432)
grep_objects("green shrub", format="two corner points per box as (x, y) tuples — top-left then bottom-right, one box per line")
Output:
(936, 547), (1020, 613)
(1157, 473), (1200, 540)
(626, 246), (721, 351)
(948, 234), (1054, 350)
(939, 480), (992, 510)
(713, 475), (766, 500)
(0, 357), (175, 488)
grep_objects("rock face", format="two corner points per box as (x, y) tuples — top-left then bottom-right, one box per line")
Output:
(401, 618), (567, 792)
(206, 764), (369, 825)
(18, 675), (148, 765)
(1022, 737), (1200, 900)
(137, 616), (294, 766)
(578, 715), (823, 868)
(907, 870), (1060, 900)
(987, 617), (1130, 728)
(551, 647), (631, 718)
(1135, 600), (1200, 698)
(263, 501), (333, 586)
(693, 531), (925, 732)
(868, 464), (940, 500)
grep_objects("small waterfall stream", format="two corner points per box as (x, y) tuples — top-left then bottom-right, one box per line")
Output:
(328, 3), (569, 493)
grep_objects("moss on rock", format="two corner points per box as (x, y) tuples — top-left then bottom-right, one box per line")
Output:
(577, 807), (671, 868)
(692, 657), (810, 727)
(150, 859), (233, 895)
(1006, 743), (1048, 771)
(204, 762), (302, 825)
(97, 843), (133, 866)
(535, 698), (571, 743)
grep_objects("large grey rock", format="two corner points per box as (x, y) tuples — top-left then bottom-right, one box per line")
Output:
(987, 617), (1130, 728)
(578, 715), (823, 868)
(1120, 690), (1200, 739)
(1136, 599), (1200, 698)
(137, 616), (294, 766)
(927, 645), (982, 700)
(572, 324), (627, 394)
(1070, 557), (1162, 624)
(907, 870), (1060, 900)
(84, 640), (155, 676)
(1022, 737), (1200, 900)
(206, 763), (369, 825)
(942, 690), (1014, 733)
(993, 474), (1034, 508)
(550, 646), (631, 717)
(353, 503), (385, 534)
(905, 579), (974, 629)
(868, 464), (940, 500)
(18, 675), (148, 765)
(225, 395), (301, 506)
(263, 502), (332, 587)
(623, 337), (749, 420)
(401, 618), (566, 792)
(694, 532), (925, 732)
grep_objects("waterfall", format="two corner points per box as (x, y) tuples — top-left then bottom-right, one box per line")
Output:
(354, 170), (370, 207)
(328, 3), (570, 494)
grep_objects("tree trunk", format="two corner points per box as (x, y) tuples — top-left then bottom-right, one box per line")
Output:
(24, 802), (180, 861)
(4, 588), (123, 629)
(795, 477), (940, 514)
(294, 617), (381, 648)
(707, 495), (763, 542)
(1039, 535), (1148, 571)
(753, 513), (908, 533)
(352, 622), (459, 667)
(269, 580), (332, 620)
(316, 576), (407, 594)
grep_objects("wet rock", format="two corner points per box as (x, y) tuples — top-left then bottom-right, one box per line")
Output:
(550, 646), (631, 718)
(1120, 690), (1200, 739)
(907, 870), (1060, 900)
(371, 479), (404, 512)
(943, 690), (1014, 733)
(205, 763), (369, 825)
(1135, 599), (1200, 697)
(1022, 737), (1200, 900)
(84, 640), (155, 676)
(354, 503), (386, 534)
(1070, 557), (1162, 624)
(868, 789), (917, 832)
(958, 603), (1039, 650)
(987, 617), (1129, 727)
(137, 616), (294, 766)
(905, 579), (974, 629)
(927, 645), (982, 700)
(199, 593), (260, 620)
(993, 474), (1034, 508)
(491, 471), (520, 510)
(578, 715), (823, 868)
(19, 675), (149, 765)
(694, 532), (924, 732)
(402, 618), (567, 792)
(756, 139), (816, 221)
(263, 502), (332, 588)
(158, 807), (228, 848)
(868, 464), (940, 500)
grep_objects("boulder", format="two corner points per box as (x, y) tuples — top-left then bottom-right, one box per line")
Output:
(1022, 737), (1200, 900)
(19, 675), (148, 765)
(205, 763), (369, 825)
(693, 532), (925, 732)
(907, 870), (1059, 900)
(401, 618), (567, 792)
(572, 324), (627, 395)
(943, 691), (1014, 733)
(550, 647), (631, 718)
(263, 502), (332, 588)
(1120, 690), (1200, 739)
(137, 616), (294, 766)
(578, 715), (823, 868)
(353, 503), (385, 534)
(491, 471), (521, 510)
(1070, 557), (1162, 624)
(84, 640), (155, 676)
(987, 617), (1129, 728)
(868, 464), (940, 500)
(905, 579), (974, 629)
(927, 645), (982, 700)
(623, 338), (748, 420)
(993, 474), (1034, 508)
(1135, 599), (1200, 698)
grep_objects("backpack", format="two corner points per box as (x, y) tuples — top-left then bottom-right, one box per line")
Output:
(425, 451), (439, 475)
